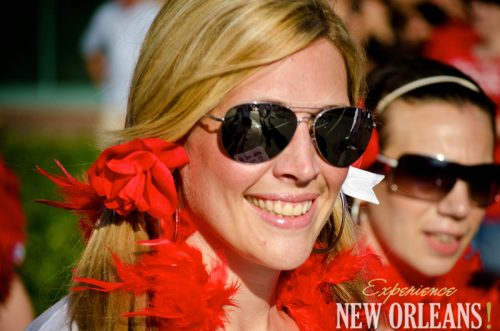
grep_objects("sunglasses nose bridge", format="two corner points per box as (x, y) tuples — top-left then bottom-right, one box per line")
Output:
(295, 115), (319, 148)
(296, 115), (313, 127)
(296, 115), (317, 137)
(437, 180), (473, 218)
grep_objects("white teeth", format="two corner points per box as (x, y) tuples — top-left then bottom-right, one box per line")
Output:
(248, 198), (312, 217)
(274, 203), (283, 214)
(282, 203), (292, 215)
(265, 200), (273, 211)
(293, 204), (302, 215)
(432, 233), (458, 244)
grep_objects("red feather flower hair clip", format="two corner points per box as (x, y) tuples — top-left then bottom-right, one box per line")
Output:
(37, 138), (189, 239)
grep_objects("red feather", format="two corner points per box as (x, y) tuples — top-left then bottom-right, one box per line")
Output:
(74, 241), (238, 331)
(36, 160), (103, 238)
(72, 233), (377, 330)
(277, 246), (380, 331)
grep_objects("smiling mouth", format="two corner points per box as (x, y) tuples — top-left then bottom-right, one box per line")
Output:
(423, 230), (465, 255)
(425, 232), (462, 244)
(246, 197), (313, 217)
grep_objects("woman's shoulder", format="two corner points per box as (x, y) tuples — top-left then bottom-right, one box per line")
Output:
(26, 296), (77, 331)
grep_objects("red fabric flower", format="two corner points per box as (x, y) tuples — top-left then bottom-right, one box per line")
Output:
(87, 138), (188, 221)
(37, 138), (189, 238)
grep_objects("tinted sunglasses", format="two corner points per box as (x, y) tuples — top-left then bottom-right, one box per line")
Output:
(205, 102), (373, 167)
(376, 154), (500, 207)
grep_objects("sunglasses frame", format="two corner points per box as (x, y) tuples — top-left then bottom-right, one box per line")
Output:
(376, 153), (500, 207)
(205, 101), (374, 167)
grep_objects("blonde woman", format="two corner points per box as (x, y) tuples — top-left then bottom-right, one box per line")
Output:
(28, 0), (379, 330)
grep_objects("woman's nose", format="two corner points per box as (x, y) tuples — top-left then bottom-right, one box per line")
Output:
(272, 121), (320, 185)
(437, 180), (472, 220)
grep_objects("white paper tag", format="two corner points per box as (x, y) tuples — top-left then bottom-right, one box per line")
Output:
(341, 166), (384, 204)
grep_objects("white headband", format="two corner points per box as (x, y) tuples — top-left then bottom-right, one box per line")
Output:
(375, 75), (480, 114)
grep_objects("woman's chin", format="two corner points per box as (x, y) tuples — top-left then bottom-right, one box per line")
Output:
(406, 254), (459, 279)
(416, 260), (457, 278)
(254, 242), (314, 271)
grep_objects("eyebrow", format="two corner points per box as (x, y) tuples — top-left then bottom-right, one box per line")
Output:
(251, 99), (350, 110)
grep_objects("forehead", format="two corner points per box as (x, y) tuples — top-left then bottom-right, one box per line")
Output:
(382, 99), (494, 163)
(216, 38), (350, 113)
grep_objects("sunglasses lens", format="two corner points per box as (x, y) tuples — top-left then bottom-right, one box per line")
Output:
(384, 154), (500, 206)
(467, 166), (500, 206)
(220, 104), (297, 163)
(314, 107), (373, 167)
(391, 155), (456, 201)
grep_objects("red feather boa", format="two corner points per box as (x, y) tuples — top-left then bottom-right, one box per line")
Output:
(277, 246), (380, 330)
(38, 137), (377, 330)
(74, 240), (238, 331)
(71, 238), (376, 330)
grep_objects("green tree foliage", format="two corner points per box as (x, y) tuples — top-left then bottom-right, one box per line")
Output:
(1, 129), (99, 315)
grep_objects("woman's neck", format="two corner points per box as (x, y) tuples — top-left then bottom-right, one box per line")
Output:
(360, 219), (437, 287)
(384, 250), (437, 287)
(186, 231), (299, 331)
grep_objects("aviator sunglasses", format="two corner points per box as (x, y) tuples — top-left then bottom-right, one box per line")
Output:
(205, 102), (373, 167)
(376, 154), (500, 207)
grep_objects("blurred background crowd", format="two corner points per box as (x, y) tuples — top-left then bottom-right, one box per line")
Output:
(0, 0), (499, 329)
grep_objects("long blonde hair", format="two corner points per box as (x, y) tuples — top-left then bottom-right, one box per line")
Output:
(71, 0), (366, 329)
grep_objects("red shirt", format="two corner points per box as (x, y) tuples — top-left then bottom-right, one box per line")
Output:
(365, 247), (500, 330)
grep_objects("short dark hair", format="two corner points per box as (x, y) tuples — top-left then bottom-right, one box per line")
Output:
(366, 57), (495, 117)
(365, 56), (496, 149)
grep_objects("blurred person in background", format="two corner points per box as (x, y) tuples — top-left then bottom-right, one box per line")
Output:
(424, 0), (500, 117)
(332, 0), (448, 70)
(0, 155), (34, 330)
(80, 0), (162, 143)
(429, 0), (471, 21)
(356, 57), (500, 328)
(389, 0), (448, 57)
(424, 0), (500, 108)
(332, 0), (397, 70)
(425, 0), (500, 275)
(424, 0), (476, 63)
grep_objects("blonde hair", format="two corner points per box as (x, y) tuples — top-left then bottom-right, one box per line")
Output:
(122, 0), (365, 141)
(71, 0), (366, 329)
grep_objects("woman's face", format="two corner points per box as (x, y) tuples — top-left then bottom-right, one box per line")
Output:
(367, 99), (494, 277)
(181, 38), (350, 271)
(472, 1), (500, 41)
